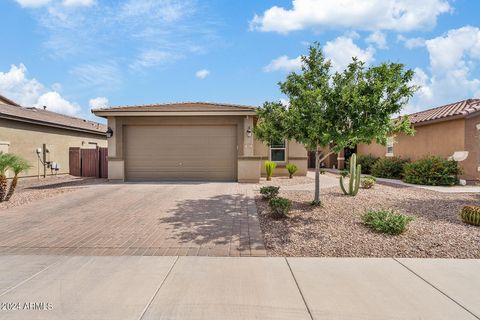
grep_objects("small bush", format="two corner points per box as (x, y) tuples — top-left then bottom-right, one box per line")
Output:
(320, 168), (326, 174)
(403, 156), (461, 186)
(362, 209), (414, 235)
(259, 186), (280, 200)
(460, 206), (480, 226)
(360, 176), (376, 189)
(269, 197), (292, 219)
(371, 157), (409, 179)
(265, 161), (277, 181)
(340, 169), (349, 178)
(286, 163), (298, 178)
(346, 154), (379, 174)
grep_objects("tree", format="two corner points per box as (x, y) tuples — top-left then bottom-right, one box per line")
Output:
(0, 153), (16, 202)
(4, 155), (32, 201)
(254, 43), (416, 204)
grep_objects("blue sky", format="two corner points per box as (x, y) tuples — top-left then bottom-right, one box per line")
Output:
(1, 0), (479, 122)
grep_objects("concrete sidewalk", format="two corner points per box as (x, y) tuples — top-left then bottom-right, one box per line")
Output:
(0, 256), (478, 319)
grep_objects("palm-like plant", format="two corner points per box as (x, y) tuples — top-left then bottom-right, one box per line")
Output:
(0, 153), (16, 202)
(4, 155), (31, 201)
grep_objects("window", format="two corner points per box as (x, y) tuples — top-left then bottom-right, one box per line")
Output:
(270, 140), (286, 162)
(386, 137), (394, 156)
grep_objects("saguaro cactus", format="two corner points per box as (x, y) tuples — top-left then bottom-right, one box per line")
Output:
(340, 153), (361, 196)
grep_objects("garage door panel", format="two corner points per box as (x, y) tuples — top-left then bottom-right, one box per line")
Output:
(125, 125), (237, 181)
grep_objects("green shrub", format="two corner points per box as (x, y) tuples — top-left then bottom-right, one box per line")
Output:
(265, 161), (277, 181)
(403, 156), (461, 186)
(320, 168), (326, 174)
(340, 169), (349, 177)
(460, 206), (480, 226)
(371, 157), (409, 179)
(286, 163), (298, 178)
(362, 209), (414, 235)
(259, 186), (280, 200)
(360, 176), (376, 189)
(346, 154), (379, 174)
(269, 197), (292, 219)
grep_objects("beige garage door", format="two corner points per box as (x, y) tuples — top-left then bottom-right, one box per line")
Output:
(125, 125), (237, 181)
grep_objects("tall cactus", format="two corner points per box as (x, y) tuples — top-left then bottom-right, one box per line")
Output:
(340, 153), (361, 196)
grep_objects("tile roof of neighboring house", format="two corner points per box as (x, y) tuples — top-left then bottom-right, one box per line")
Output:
(408, 99), (480, 125)
(92, 102), (257, 113)
(0, 102), (106, 135)
(0, 94), (21, 107)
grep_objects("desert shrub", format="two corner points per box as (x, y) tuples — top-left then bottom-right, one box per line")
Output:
(259, 186), (280, 200)
(265, 161), (277, 181)
(360, 176), (376, 189)
(460, 206), (480, 226)
(320, 168), (326, 174)
(362, 209), (414, 235)
(371, 157), (409, 179)
(403, 156), (461, 186)
(286, 163), (298, 178)
(346, 154), (379, 174)
(269, 197), (292, 219)
(340, 169), (349, 177)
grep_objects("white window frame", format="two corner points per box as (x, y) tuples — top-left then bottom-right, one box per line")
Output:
(386, 137), (394, 157)
(270, 140), (287, 163)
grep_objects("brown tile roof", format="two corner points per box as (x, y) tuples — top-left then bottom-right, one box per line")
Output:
(0, 95), (21, 107)
(408, 99), (480, 125)
(93, 101), (257, 113)
(0, 103), (106, 135)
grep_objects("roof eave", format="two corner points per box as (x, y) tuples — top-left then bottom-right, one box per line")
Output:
(92, 110), (257, 118)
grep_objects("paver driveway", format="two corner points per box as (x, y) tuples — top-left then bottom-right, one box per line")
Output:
(0, 182), (265, 256)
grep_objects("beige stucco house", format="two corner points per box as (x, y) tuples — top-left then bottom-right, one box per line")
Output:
(0, 95), (107, 178)
(356, 99), (480, 183)
(92, 102), (308, 182)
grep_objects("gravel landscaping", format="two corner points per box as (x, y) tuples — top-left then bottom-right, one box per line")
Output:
(256, 175), (480, 258)
(0, 175), (106, 210)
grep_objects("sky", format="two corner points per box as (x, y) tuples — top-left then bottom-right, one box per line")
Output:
(0, 0), (479, 122)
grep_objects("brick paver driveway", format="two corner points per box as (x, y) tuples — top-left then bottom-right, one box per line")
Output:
(0, 183), (265, 256)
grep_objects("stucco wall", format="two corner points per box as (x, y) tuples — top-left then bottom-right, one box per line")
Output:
(0, 118), (107, 178)
(464, 115), (480, 182)
(357, 118), (479, 182)
(254, 139), (308, 176)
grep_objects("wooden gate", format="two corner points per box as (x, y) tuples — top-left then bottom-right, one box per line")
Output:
(69, 147), (108, 178)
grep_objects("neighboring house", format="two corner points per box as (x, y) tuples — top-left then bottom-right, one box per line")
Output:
(92, 102), (308, 182)
(0, 95), (107, 178)
(356, 99), (480, 183)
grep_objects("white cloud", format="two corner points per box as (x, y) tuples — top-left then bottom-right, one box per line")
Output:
(263, 55), (302, 72)
(62, 0), (95, 7)
(129, 50), (180, 71)
(119, 0), (194, 23)
(324, 36), (375, 72)
(16, 0), (51, 7)
(36, 91), (80, 114)
(88, 97), (109, 109)
(195, 69), (210, 79)
(408, 26), (480, 113)
(366, 31), (387, 49)
(16, 0), (93, 7)
(70, 62), (122, 90)
(250, 0), (451, 33)
(0, 64), (80, 115)
(397, 35), (425, 49)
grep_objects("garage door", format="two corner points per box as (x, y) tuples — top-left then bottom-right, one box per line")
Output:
(125, 125), (237, 181)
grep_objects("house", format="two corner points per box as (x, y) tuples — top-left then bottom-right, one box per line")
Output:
(92, 102), (308, 182)
(356, 99), (480, 183)
(0, 95), (107, 178)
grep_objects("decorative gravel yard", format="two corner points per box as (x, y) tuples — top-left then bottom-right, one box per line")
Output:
(256, 175), (480, 258)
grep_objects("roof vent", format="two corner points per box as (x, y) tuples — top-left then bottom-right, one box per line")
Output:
(43, 106), (47, 110)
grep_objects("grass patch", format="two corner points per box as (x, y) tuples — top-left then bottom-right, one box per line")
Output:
(362, 209), (413, 235)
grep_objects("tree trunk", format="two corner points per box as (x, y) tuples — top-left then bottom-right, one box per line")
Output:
(314, 149), (321, 204)
(0, 175), (7, 202)
(4, 174), (18, 201)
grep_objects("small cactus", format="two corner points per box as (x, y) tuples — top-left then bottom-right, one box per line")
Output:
(460, 206), (480, 226)
(340, 153), (361, 196)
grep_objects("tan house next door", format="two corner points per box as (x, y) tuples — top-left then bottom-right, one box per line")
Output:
(124, 125), (237, 181)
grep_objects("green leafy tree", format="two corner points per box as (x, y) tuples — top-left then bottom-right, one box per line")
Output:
(254, 43), (416, 204)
